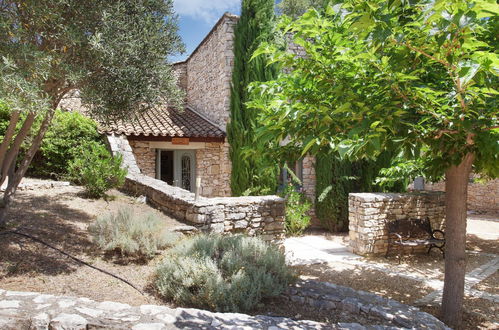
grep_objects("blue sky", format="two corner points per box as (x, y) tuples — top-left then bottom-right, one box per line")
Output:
(171, 0), (242, 62)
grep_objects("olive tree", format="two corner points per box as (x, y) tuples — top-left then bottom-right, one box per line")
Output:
(0, 0), (184, 224)
(250, 0), (498, 327)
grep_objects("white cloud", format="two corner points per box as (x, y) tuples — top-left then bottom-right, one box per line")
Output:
(174, 0), (240, 24)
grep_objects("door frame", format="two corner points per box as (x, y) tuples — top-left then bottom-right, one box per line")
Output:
(156, 149), (196, 193)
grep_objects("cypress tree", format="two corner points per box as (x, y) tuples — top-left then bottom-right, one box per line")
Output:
(227, 0), (278, 196)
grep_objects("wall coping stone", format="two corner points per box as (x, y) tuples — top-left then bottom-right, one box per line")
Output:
(350, 192), (445, 202)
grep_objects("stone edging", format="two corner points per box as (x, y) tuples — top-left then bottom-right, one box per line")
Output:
(284, 280), (450, 330)
(0, 181), (69, 192)
(0, 285), (451, 329)
(0, 288), (364, 329)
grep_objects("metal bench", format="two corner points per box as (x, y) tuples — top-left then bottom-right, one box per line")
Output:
(385, 217), (445, 261)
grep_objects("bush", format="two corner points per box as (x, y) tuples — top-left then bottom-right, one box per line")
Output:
(282, 184), (311, 236)
(68, 142), (127, 198)
(315, 151), (407, 232)
(0, 106), (105, 179)
(29, 110), (103, 178)
(89, 208), (179, 258)
(156, 234), (295, 312)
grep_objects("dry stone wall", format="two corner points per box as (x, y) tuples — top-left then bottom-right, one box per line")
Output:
(349, 192), (445, 256)
(285, 280), (449, 329)
(0, 289), (329, 329)
(0, 288), (449, 329)
(107, 135), (285, 243)
(123, 173), (285, 243)
(422, 176), (498, 214)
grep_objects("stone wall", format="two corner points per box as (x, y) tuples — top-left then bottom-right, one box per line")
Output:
(172, 61), (187, 92)
(196, 142), (231, 197)
(107, 135), (285, 243)
(348, 192), (446, 256)
(124, 173), (285, 243)
(0, 289), (327, 329)
(128, 140), (156, 178)
(301, 155), (320, 226)
(285, 280), (449, 329)
(127, 139), (231, 198)
(422, 176), (498, 214)
(185, 14), (237, 129)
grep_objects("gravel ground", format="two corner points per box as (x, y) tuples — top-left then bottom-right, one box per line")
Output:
(0, 182), (497, 329)
(293, 262), (434, 304)
(0, 184), (185, 306)
(475, 269), (499, 295)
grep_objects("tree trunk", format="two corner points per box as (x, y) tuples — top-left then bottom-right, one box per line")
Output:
(0, 109), (55, 226)
(0, 112), (36, 187)
(0, 111), (20, 166)
(0, 153), (17, 228)
(441, 152), (474, 329)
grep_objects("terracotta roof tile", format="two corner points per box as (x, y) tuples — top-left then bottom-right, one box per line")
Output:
(101, 106), (225, 138)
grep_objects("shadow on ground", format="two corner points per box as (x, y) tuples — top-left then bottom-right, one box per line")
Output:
(0, 191), (96, 277)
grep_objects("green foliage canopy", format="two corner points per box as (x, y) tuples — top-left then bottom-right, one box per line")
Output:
(0, 0), (184, 119)
(227, 0), (280, 196)
(277, 0), (329, 18)
(251, 0), (498, 181)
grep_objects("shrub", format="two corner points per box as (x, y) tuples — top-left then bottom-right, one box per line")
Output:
(68, 142), (127, 198)
(29, 110), (103, 178)
(155, 234), (294, 312)
(0, 106), (104, 179)
(282, 184), (311, 236)
(315, 151), (407, 232)
(89, 208), (179, 258)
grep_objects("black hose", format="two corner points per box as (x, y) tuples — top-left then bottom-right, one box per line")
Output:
(0, 230), (144, 295)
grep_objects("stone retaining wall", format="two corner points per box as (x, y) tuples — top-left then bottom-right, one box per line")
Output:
(285, 280), (449, 329)
(107, 134), (285, 243)
(0, 286), (449, 330)
(124, 173), (285, 242)
(0, 289), (327, 329)
(349, 192), (446, 256)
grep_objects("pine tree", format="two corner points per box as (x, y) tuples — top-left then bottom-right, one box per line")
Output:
(227, 0), (278, 196)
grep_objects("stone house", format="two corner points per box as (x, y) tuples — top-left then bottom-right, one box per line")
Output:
(98, 13), (317, 204)
(60, 12), (497, 218)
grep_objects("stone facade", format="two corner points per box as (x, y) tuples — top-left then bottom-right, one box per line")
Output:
(128, 140), (156, 178)
(165, 13), (238, 197)
(172, 60), (187, 92)
(108, 135), (285, 242)
(127, 139), (231, 198)
(181, 14), (237, 129)
(421, 176), (498, 214)
(348, 192), (446, 256)
(196, 142), (231, 197)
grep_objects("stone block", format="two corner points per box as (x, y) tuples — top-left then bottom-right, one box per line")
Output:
(234, 220), (248, 229)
